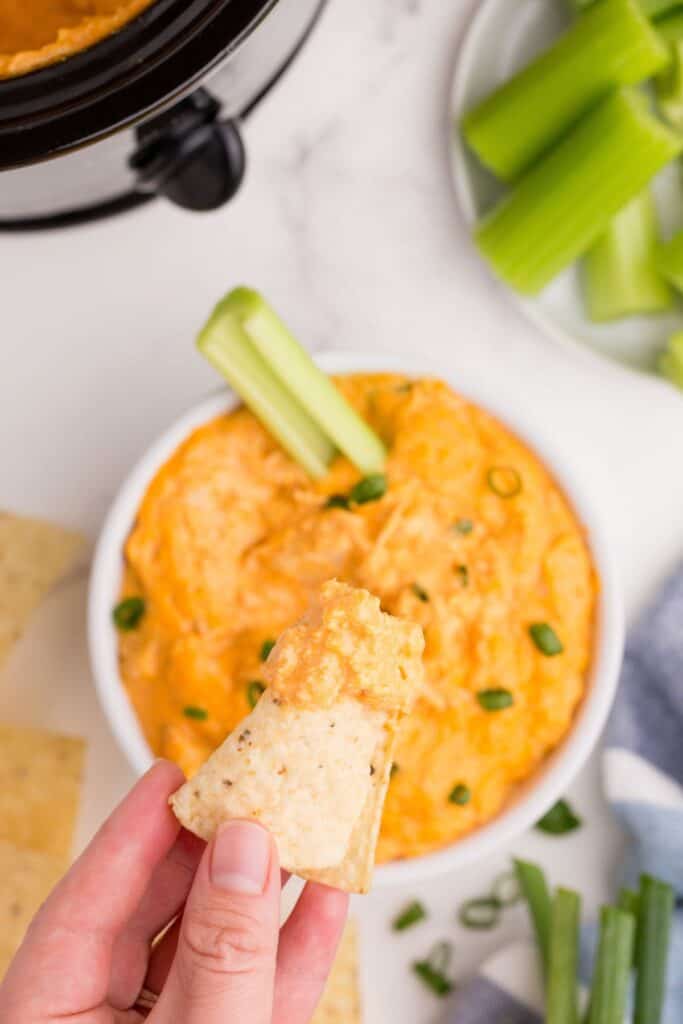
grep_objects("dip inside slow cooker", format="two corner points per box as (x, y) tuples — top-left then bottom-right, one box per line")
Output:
(0, 0), (157, 77)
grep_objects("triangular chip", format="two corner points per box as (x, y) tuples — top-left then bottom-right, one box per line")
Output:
(313, 920), (362, 1023)
(171, 581), (424, 893)
(0, 724), (85, 858)
(0, 511), (84, 669)
(0, 840), (65, 981)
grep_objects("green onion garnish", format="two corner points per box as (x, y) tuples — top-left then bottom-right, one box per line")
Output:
(411, 582), (429, 603)
(247, 681), (266, 708)
(633, 874), (675, 1024)
(260, 638), (276, 661)
(492, 871), (522, 907)
(453, 518), (474, 535)
(349, 473), (388, 505)
(536, 799), (582, 836)
(530, 622), (564, 657)
(547, 888), (581, 1024)
(514, 859), (553, 976)
(459, 897), (502, 930)
(183, 706), (208, 721)
(477, 688), (514, 711)
(412, 942), (454, 997)
(325, 493), (351, 510)
(486, 466), (522, 499)
(588, 906), (635, 1024)
(448, 783), (471, 806)
(113, 597), (146, 631)
(455, 565), (469, 587)
(393, 901), (427, 931)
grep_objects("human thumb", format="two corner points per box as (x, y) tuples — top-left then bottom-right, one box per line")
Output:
(154, 820), (280, 1024)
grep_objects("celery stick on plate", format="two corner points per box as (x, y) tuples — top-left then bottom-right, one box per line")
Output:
(475, 89), (682, 295)
(582, 190), (672, 321)
(587, 907), (635, 1024)
(198, 289), (386, 478)
(461, 0), (669, 182)
(547, 888), (581, 1024)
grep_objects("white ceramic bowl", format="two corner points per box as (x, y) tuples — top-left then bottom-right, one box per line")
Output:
(88, 349), (624, 885)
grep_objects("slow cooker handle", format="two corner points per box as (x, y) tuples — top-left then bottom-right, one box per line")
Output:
(129, 90), (246, 212)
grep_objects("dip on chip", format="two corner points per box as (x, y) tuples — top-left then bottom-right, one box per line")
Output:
(170, 581), (424, 893)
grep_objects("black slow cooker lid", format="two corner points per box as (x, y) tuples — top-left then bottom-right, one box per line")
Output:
(0, 0), (275, 169)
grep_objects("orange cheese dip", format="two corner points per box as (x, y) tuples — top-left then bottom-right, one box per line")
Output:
(118, 374), (596, 863)
(0, 1), (156, 79)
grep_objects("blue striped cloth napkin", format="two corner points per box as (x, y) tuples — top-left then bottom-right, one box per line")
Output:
(447, 565), (683, 1023)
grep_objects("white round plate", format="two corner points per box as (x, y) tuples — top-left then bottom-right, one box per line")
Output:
(450, 0), (683, 374)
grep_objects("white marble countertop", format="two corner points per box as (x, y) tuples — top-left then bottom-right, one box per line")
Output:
(1, 1), (683, 1021)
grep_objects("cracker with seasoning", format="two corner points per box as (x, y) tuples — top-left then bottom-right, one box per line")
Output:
(170, 580), (424, 893)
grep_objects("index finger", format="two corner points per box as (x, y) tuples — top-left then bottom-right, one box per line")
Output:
(2, 760), (183, 1018)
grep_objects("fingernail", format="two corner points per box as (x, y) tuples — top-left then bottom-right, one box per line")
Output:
(211, 821), (271, 894)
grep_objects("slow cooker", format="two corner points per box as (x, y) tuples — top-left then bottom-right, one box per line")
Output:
(0, 0), (325, 229)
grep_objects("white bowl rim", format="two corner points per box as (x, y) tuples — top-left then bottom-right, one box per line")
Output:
(88, 348), (624, 887)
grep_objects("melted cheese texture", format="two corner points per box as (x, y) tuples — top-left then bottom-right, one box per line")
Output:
(0, 1), (156, 78)
(119, 374), (596, 862)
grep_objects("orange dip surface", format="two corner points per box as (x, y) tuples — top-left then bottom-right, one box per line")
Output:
(118, 374), (597, 863)
(0, 0), (156, 78)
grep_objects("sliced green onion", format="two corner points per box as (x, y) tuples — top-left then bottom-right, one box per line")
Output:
(587, 907), (635, 1024)
(219, 288), (386, 475)
(393, 900), (427, 931)
(477, 688), (514, 711)
(183, 705), (208, 721)
(547, 888), (581, 1024)
(411, 582), (430, 603)
(492, 871), (522, 908)
(453, 518), (474, 535)
(260, 638), (276, 662)
(582, 190), (672, 322)
(412, 942), (454, 997)
(459, 897), (502, 931)
(462, 0), (669, 182)
(113, 597), (146, 631)
(475, 89), (682, 296)
(487, 466), (522, 498)
(633, 874), (675, 1024)
(514, 859), (553, 975)
(455, 564), (469, 587)
(530, 623), (564, 657)
(247, 681), (266, 708)
(448, 783), (471, 806)
(349, 473), (387, 504)
(658, 331), (683, 389)
(325, 493), (351, 510)
(536, 799), (582, 835)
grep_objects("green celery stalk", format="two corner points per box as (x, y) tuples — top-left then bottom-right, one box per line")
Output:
(514, 859), (553, 977)
(634, 875), (675, 1023)
(588, 907), (636, 1024)
(218, 288), (386, 475)
(475, 89), (682, 296)
(582, 190), (672, 321)
(547, 889), (581, 1024)
(656, 227), (683, 290)
(198, 296), (336, 478)
(658, 331), (683, 387)
(461, 0), (669, 182)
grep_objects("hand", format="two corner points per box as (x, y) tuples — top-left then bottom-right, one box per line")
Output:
(0, 760), (349, 1023)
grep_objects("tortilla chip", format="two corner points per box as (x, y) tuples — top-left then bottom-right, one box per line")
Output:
(0, 725), (85, 859)
(171, 582), (423, 894)
(0, 511), (84, 669)
(313, 921), (362, 1024)
(0, 840), (65, 980)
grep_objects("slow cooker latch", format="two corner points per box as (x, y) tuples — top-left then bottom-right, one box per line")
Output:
(129, 90), (246, 211)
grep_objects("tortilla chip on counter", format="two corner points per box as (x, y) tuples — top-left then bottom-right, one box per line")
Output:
(171, 580), (424, 893)
(0, 840), (65, 980)
(313, 921), (362, 1024)
(0, 511), (84, 669)
(0, 724), (85, 858)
